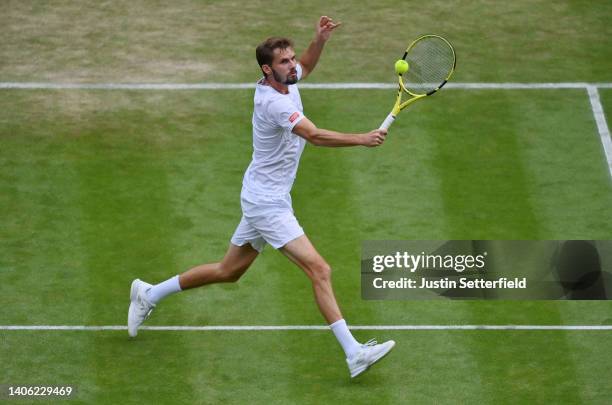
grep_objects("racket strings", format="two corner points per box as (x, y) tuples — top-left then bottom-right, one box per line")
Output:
(403, 37), (454, 94)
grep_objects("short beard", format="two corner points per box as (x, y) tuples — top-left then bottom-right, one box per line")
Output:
(272, 68), (298, 85)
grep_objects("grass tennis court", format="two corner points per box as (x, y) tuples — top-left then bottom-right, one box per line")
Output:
(2, 1), (612, 404)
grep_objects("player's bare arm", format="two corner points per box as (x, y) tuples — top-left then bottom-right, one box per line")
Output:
(292, 116), (387, 147)
(299, 16), (341, 80)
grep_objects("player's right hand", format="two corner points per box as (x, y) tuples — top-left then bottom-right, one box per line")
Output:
(361, 129), (387, 147)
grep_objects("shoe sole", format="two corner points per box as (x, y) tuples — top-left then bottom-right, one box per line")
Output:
(351, 340), (396, 378)
(127, 279), (141, 337)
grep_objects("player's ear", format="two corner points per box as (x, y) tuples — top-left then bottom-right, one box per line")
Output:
(261, 64), (272, 76)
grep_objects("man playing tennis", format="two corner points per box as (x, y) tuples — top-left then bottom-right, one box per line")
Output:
(128, 16), (393, 378)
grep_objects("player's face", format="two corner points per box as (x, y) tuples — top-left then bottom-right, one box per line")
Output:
(270, 47), (298, 85)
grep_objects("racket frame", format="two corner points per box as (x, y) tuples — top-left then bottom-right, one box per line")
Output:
(380, 34), (456, 130)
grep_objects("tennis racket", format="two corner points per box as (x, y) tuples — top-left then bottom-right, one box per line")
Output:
(379, 35), (456, 130)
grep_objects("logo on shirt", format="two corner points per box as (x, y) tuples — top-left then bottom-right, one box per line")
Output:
(289, 112), (300, 123)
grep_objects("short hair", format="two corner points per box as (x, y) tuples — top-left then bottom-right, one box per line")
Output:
(256, 37), (294, 75)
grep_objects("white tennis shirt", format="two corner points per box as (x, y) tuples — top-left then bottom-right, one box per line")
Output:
(242, 64), (306, 195)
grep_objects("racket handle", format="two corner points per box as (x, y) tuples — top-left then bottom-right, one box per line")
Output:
(379, 113), (396, 130)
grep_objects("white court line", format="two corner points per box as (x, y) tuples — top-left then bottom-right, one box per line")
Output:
(1, 325), (612, 331)
(586, 85), (612, 178)
(0, 82), (611, 90)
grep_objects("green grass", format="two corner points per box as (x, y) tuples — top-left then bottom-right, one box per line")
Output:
(2, 88), (612, 403)
(1, 1), (612, 404)
(1, 0), (611, 83)
(2, 331), (612, 404)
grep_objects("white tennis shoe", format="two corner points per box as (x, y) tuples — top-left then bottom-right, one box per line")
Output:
(347, 339), (396, 378)
(128, 279), (155, 337)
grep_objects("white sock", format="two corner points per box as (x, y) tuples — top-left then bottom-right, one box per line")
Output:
(330, 319), (361, 359)
(146, 275), (182, 304)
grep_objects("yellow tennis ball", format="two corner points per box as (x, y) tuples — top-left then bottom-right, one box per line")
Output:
(394, 59), (409, 75)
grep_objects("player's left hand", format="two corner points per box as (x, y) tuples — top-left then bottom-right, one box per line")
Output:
(316, 16), (341, 42)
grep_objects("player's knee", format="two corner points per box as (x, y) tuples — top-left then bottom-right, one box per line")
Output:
(310, 261), (332, 284)
(224, 271), (243, 283)
(218, 264), (247, 283)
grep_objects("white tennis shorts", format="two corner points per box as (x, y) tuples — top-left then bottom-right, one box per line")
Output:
(230, 188), (304, 252)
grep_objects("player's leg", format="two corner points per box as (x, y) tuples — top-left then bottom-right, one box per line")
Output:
(280, 235), (342, 324)
(148, 242), (259, 302)
(128, 242), (259, 337)
(177, 242), (259, 290)
(280, 234), (395, 378)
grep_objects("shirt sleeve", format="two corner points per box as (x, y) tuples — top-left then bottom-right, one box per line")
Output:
(267, 97), (305, 131)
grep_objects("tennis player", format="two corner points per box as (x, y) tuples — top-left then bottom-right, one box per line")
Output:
(128, 16), (393, 378)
